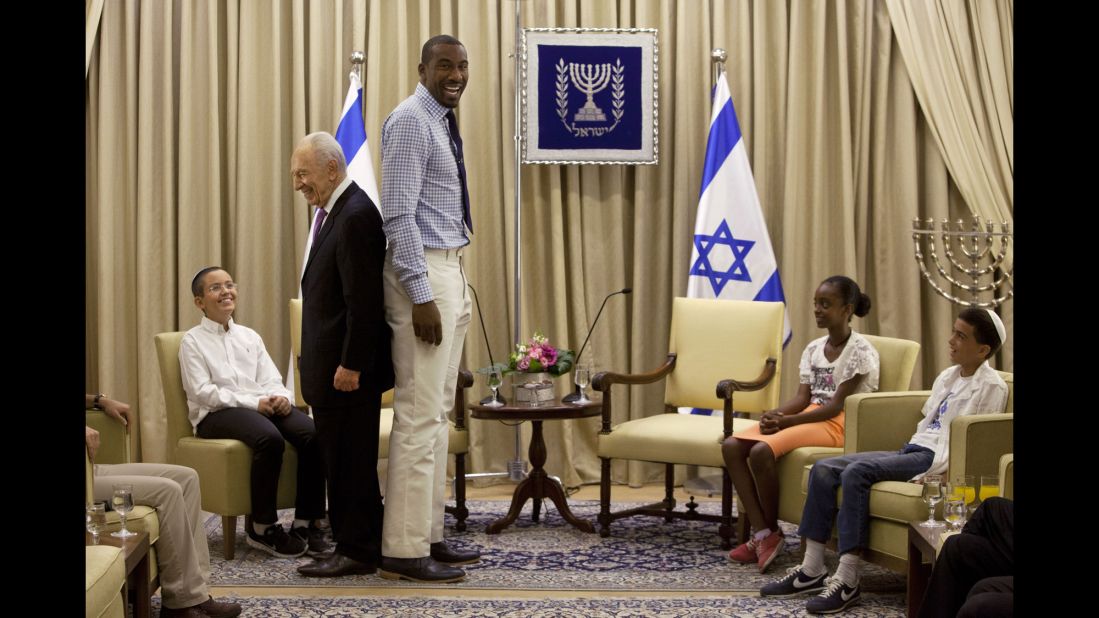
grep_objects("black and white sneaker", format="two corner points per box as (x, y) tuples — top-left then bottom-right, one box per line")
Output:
(291, 523), (333, 557)
(247, 524), (308, 558)
(760, 566), (828, 598)
(805, 577), (861, 614)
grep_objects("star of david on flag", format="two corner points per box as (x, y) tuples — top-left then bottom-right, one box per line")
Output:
(683, 71), (792, 415)
(690, 219), (755, 295)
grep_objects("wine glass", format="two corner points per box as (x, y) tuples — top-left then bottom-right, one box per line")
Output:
(943, 496), (967, 532)
(574, 363), (592, 404)
(484, 370), (504, 408)
(86, 502), (107, 544)
(110, 484), (138, 538)
(919, 474), (944, 528)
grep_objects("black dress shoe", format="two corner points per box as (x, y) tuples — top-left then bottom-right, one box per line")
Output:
(297, 553), (376, 577)
(378, 556), (466, 583)
(430, 541), (481, 565)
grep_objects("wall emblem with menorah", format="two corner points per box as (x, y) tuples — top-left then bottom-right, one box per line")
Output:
(555, 57), (625, 137)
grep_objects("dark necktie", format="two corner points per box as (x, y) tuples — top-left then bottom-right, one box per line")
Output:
(312, 207), (327, 244)
(445, 110), (473, 233)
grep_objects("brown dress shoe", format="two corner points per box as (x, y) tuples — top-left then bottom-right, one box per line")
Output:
(297, 552), (377, 577)
(198, 596), (243, 617)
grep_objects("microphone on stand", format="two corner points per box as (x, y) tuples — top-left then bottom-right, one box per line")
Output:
(467, 282), (506, 405)
(562, 287), (632, 403)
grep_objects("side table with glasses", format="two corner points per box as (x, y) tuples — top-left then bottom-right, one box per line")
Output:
(469, 398), (601, 534)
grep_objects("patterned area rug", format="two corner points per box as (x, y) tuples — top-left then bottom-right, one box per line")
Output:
(159, 594), (907, 617)
(206, 500), (905, 596)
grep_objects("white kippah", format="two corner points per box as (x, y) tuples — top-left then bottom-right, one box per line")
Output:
(984, 309), (1006, 345)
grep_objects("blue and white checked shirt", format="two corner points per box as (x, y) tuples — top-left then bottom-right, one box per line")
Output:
(381, 83), (470, 304)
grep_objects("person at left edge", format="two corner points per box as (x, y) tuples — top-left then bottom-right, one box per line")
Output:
(292, 131), (394, 577)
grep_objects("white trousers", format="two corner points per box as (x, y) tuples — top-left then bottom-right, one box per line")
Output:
(94, 462), (210, 609)
(381, 247), (471, 558)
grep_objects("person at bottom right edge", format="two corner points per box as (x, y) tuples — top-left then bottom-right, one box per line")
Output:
(917, 496), (1013, 618)
(758, 308), (1009, 614)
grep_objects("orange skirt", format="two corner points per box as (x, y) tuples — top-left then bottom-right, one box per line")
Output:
(731, 403), (845, 458)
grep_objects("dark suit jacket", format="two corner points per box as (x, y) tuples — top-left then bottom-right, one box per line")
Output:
(299, 181), (394, 406)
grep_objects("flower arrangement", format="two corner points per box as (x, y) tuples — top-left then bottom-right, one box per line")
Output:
(481, 332), (575, 377)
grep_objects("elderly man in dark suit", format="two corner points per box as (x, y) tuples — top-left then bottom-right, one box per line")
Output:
(291, 131), (394, 577)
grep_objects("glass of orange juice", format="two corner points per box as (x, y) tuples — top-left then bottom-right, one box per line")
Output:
(952, 475), (976, 505)
(979, 475), (1000, 503)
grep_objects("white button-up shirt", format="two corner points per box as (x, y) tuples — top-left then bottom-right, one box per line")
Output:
(178, 316), (293, 432)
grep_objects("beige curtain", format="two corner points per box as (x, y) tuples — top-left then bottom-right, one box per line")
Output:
(86, 0), (105, 78)
(87, 0), (1012, 491)
(885, 0), (1014, 370)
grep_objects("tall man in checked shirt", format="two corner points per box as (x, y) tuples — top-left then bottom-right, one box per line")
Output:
(377, 34), (481, 584)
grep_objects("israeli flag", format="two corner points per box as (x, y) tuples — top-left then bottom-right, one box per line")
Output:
(682, 73), (791, 415)
(287, 70), (381, 394)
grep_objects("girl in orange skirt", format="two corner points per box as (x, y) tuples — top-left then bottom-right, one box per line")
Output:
(722, 275), (880, 573)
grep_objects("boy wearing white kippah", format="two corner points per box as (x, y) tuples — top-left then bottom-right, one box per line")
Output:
(760, 308), (1008, 614)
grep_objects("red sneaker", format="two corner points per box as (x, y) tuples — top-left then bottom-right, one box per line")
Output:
(756, 530), (786, 573)
(727, 537), (759, 563)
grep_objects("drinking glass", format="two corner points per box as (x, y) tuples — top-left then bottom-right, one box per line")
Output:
(86, 502), (107, 544)
(110, 484), (138, 538)
(951, 475), (976, 505)
(979, 475), (1000, 503)
(943, 496), (966, 532)
(484, 370), (504, 408)
(574, 363), (592, 404)
(919, 474), (944, 528)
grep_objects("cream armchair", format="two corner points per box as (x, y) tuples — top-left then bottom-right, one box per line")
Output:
(85, 438), (126, 618)
(742, 334), (921, 542)
(999, 453), (1013, 500)
(799, 371), (1014, 571)
(288, 299), (472, 530)
(86, 544), (125, 618)
(154, 332), (300, 559)
(593, 297), (786, 549)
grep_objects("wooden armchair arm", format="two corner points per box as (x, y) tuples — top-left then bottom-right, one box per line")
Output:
(452, 369), (474, 430)
(591, 354), (677, 434)
(716, 358), (777, 437)
(716, 358), (777, 397)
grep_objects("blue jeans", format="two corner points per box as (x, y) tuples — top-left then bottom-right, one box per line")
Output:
(798, 444), (934, 554)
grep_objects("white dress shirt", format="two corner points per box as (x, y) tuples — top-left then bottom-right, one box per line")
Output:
(178, 316), (293, 432)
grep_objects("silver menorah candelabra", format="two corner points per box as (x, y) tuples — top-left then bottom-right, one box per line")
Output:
(911, 217), (1013, 308)
(570, 62), (611, 122)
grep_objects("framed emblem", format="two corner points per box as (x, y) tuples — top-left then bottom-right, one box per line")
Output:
(521, 28), (659, 165)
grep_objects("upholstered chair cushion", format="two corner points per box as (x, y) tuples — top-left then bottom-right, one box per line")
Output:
(86, 545), (126, 618)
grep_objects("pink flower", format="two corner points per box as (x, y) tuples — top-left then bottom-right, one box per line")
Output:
(541, 347), (558, 367)
(517, 357), (531, 371)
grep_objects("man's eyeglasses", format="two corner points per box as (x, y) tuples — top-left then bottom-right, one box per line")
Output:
(207, 283), (238, 294)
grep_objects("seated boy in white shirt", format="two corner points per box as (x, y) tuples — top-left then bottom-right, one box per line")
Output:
(179, 266), (329, 559)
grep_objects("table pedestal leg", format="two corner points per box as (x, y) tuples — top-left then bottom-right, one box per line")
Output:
(484, 420), (594, 534)
(907, 526), (933, 617)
